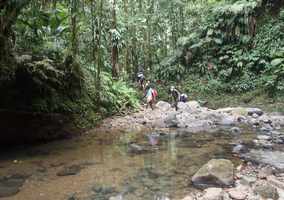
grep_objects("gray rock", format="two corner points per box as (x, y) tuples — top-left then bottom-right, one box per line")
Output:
(57, 165), (82, 176)
(253, 180), (279, 200)
(219, 116), (236, 126)
(242, 150), (284, 171)
(230, 127), (241, 134)
(252, 113), (259, 118)
(240, 175), (257, 186)
(201, 187), (223, 200)
(258, 166), (274, 179)
(128, 144), (148, 154)
(232, 144), (248, 154)
(228, 186), (248, 200)
(247, 108), (263, 116)
(0, 174), (28, 197)
(192, 159), (234, 188)
(260, 124), (273, 132)
(257, 135), (271, 141)
(164, 113), (178, 128)
(156, 101), (171, 111)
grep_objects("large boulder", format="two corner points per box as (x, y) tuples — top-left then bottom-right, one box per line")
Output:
(192, 159), (234, 188)
(186, 101), (201, 110)
(156, 101), (171, 111)
(164, 113), (179, 128)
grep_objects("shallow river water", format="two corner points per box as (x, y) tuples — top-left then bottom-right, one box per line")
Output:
(0, 127), (256, 200)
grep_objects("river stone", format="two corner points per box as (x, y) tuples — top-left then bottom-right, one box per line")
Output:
(242, 150), (284, 171)
(164, 113), (178, 128)
(0, 174), (28, 197)
(201, 187), (223, 200)
(232, 144), (248, 154)
(127, 143), (151, 154)
(186, 101), (200, 109)
(0, 186), (20, 198)
(230, 127), (241, 134)
(247, 108), (263, 116)
(253, 180), (279, 200)
(219, 116), (236, 126)
(156, 101), (171, 111)
(258, 166), (274, 179)
(182, 195), (194, 200)
(228, 186), (248, 200)
(57, 164), (82, 176)
(192, 159), (234, 188)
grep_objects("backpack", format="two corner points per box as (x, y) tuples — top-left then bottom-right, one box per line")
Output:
(152, 89), (158, 98)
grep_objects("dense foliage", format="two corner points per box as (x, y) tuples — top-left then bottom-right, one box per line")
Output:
(0, 0), (283, 123)
(156, 0), (284, 97)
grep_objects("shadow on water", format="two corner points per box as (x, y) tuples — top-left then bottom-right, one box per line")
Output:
(0, 126), (257, 200)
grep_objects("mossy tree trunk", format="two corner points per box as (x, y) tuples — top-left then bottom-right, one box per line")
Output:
(0, 0), (31, 79)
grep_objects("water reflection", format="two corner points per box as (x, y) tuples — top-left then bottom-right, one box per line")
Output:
(0, 127), (257, 200)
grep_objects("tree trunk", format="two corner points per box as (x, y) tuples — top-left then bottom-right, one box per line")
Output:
(123, 0), (131, 75)
(95, 0), (103, 103)
(70, 0), (78, 58)
(111, 0), (119, 78)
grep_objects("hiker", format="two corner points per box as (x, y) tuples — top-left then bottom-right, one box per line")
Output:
(137, 72), (145, 90)
(169, 86), (180, 111)
(144, 82), (158, 110)
(180, 93), (188, 103)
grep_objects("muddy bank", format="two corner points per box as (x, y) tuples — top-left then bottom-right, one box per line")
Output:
(0, 110), (80, 146)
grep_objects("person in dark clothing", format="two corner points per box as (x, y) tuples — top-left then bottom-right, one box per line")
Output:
(169, 86), (180, 111)
(137, 72), (145, 90)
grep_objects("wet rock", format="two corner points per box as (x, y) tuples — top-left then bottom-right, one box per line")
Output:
(260, 124), (274, 132)
(228, 186), (248, 200)
(267, 175), (284, 190)
(127, 143), (152, 154)
(181, 195), (194, 200)
(192, 159), (234, 188)
(232, 144), (248, 154)
(240, 175), (257, 186)
(253, 139), (273, 149)
(57, 164), (82, 176)
(201, 187), (223, 200)
(242, 150), (284, 171)
(109, 194), (123, 200)
(0, 174), (28, 197)
(253, 180), (279, 200)
(164, 113), (178, 128)
(252, 113), (259, 119)
(0, 187), (20, 198)
(257, 135), (271, 141)
(230, 127), (241, 134)
(258, 166), (274, 179)
(259, 115), (272, 124)
(93, 186), (116, 195)
(219, 116), (236, 126)
(67, 193), (78, 200)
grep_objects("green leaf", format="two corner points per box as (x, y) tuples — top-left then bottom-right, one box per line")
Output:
(271, 58), (284, 67)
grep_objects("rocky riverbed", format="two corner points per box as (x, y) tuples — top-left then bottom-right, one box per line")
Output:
(0, 101), (283, 200)
(96, 101), (284, 200)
